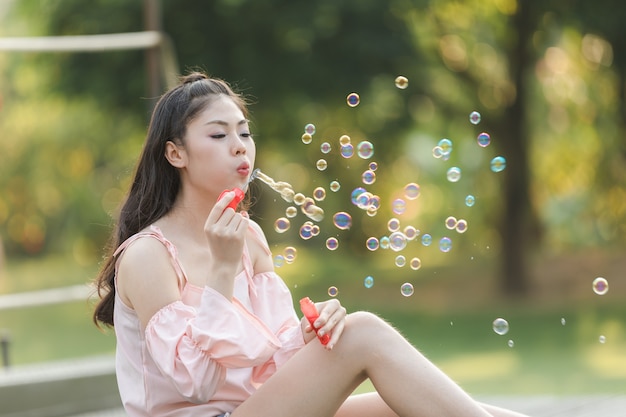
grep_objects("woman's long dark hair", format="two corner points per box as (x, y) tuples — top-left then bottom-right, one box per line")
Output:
(93, 72), (249, 327)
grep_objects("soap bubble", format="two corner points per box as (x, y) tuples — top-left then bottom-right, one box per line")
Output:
(395, 75), (409, 89)
(477, 132), (491, 147)
(432, 146), (444, 159)
(301, 197), (316, 215)
(313, 187), (326, 201)
(346, 93), (360, 107)
(365, 205), (377, 217)
(369, 161), (378, 171)
(395, 255), (406, 267)
(366, 237), (380, 251)
(508, 340), (515, 348)
(455, 219), (468, 233)
(362, 170), (376, 185)
(404, 225), (418, 240)
(283, 246), (297, 263)
(316, 159), (328, 171)
(379, 236), (390, 249)
(389, 231), (407, 252)
(465, 195), (476, 207)
(492, 318), (509, 335)
(357, 141), (374, 159)
(392, 199), (407, 215)
(356, 192), (373, 209)
(404, 183), (420, 200)
(400, 283), (414, 297)
(333, 212), (352, 230)
(301, 133), (313, 144)
(438, 237), (452, 252)
(293, 193), (306, 205)
(439, 237), (452, 252)
(438, 138), (453, 155)
(341, 144), (354, 158)
(447, 167), (462, 182)
(490, 156), (506, 172)
(599, 335), (606, 344)
(351, 187), (366, 205)
(410, 257), (422, 270)
(328, 286), (339, 297)
(326, 237), (339, 251)
(299, 223), (313, 240)
(421, 234), (432, 246)
(274, 217), (290, 233)
(339, 135), (351, 146)
(330, 181), (341, 192)
(310, 224), (320, 236)
(387, 218), (401, 232)
(445, 216), (458, 230)
(561, 318), (566, 326)
(592, 277), (609, 295)
(274, 255), (285, 268)
(285, 206), (298, 218)
(304, 123), (316, 135)
(364, 275), (374, 288)
(320, 142), (332, 154)
(368, 195), (381, 210)
(469, 111), (481, 125)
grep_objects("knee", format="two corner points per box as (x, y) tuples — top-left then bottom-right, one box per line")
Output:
(344, 311), (396, 344)
(347, 311), (386, 328)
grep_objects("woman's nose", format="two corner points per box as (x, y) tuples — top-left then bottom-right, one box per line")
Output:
(232, 136), (247, 155)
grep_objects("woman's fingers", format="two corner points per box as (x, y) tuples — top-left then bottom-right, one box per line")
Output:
(315, 300), (347, 348)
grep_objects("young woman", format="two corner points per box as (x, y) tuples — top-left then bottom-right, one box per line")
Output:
(93, 71), (531, 417)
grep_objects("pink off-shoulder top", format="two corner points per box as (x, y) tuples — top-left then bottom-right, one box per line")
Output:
(113, 225), (305, 416)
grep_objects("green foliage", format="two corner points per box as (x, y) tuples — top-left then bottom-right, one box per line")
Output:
(1, 0), (625, 263)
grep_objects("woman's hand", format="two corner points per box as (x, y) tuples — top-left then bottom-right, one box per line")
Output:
(203, 191), (249, 295)
(303, 298), (347, 350)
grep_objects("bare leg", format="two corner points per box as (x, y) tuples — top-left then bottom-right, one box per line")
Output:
(231, 312), (530, 417)
(335, 393), (531, 417)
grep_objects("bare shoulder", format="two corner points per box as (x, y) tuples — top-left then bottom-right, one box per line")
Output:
(116, 235), (181, 321)
(246, 219), (274, 273)
(117, 235), (172, 275)
(247, 218), (270, 247)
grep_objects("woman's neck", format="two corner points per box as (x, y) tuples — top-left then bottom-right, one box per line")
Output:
(160, 190), (216, 244)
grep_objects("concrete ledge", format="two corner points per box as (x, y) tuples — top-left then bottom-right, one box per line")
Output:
(0, 356), (121, 417)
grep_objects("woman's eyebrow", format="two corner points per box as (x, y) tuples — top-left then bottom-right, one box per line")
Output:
(204, 119), (250, 126)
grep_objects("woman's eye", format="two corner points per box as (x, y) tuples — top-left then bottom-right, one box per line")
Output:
(240, 132), (252, 138)
(211, 134), (226, 139)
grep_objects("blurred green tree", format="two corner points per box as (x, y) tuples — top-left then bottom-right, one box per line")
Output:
(1, 0), (624, 297)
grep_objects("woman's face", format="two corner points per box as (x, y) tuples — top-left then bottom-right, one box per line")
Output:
(177, 95), (256, 199)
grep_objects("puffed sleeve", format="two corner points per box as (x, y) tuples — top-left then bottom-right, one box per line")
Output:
(145, 286), (281, 403)
(247, 271), (306, 385)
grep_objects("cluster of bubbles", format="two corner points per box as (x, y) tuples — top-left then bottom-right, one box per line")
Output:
(345, 76), (408, 108)
(487, 276), (611, 348)
(263, 80), (515, 299)
(273, 246), (298, 268)
(492, 317), (514, 347)
(269, 123), (380, 270)
(445, 216), (468, 234)
(432, 116), (506, 179)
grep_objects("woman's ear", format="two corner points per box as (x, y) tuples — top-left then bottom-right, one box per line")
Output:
(164, 140), (186, 168)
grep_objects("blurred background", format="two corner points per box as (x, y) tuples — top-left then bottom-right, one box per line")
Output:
(0, 0), (625, 414)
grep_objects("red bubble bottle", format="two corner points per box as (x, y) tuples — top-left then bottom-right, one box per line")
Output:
(218, 188), (245, 210)
(299, 297), (330, 345)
